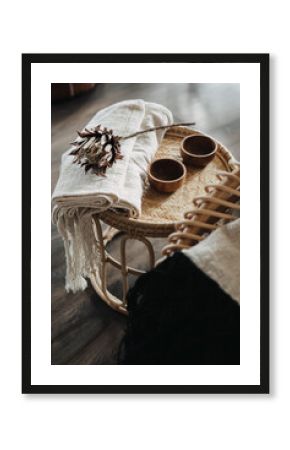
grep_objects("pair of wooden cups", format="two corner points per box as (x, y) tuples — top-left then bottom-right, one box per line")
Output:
(148, 135), (217, 193)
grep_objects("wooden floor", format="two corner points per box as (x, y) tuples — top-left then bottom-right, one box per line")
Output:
(51, 83), (240, 365)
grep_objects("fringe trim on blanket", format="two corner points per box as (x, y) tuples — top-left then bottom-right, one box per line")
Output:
(55, 209), (99, 293)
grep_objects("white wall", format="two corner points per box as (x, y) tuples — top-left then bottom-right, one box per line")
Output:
(0, 1), (286, 449)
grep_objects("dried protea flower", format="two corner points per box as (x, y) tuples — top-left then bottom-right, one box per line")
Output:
(69, 125), (123, 176)
(70, 121), (196, 176)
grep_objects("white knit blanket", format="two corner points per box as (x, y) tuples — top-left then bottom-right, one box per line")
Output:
(183, 219), (240, 303)
(52, 99), (173, 292)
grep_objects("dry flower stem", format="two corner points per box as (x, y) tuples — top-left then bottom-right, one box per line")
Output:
(120, 122), (196, 141)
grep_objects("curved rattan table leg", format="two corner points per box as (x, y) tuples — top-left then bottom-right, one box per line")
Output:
(120, 234), (155, 306)
(90, 217), (128, 315)
(90, 217), (157, 313)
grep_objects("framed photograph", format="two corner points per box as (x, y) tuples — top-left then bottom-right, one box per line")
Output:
(22, 53), (269, 394)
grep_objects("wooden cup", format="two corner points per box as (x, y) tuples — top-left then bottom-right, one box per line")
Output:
(180, 135), (217, 167)
(148, 158), (186, 193)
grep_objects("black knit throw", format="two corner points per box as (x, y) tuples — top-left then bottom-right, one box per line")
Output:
(118, 252), (240, 365)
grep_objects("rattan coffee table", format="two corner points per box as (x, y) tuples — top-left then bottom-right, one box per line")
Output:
(90, 126), (238, 314)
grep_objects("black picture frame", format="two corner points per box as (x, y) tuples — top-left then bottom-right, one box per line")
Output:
(22, 53), (269, 394)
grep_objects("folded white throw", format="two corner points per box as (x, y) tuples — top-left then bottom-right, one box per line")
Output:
(52, 99), (173, 292)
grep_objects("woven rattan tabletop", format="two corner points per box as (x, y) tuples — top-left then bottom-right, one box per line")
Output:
(99, 126), (237, 237)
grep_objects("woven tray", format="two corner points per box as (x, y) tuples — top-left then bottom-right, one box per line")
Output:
(99, 126), (237, 237)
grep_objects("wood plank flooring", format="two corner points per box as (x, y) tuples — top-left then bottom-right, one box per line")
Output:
(51, 83), (240, 365)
